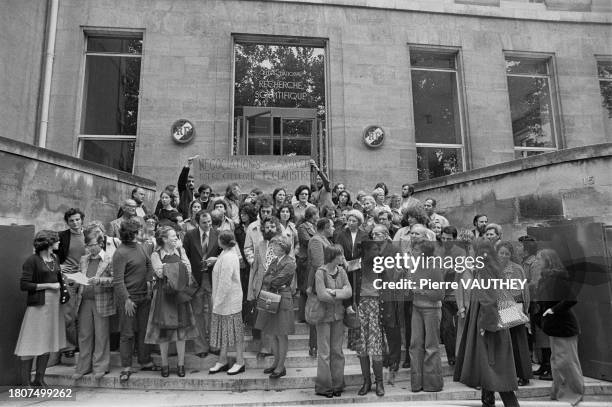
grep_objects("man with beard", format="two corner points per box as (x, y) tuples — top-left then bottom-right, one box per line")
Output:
(400, 184), (420, 214)
(247, 217), (280, 357)
(472, 214), (488, 240)
(435, 226), (466, 366)
(177, 156), (198, 217)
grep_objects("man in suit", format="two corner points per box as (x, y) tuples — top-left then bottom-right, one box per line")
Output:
(183, 211), (221, 357)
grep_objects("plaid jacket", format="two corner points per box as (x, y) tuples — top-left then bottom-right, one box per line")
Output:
(76, 250), (116, 317)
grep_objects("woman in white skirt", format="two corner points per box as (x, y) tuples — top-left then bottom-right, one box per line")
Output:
(208, 230), (245, 375)
(15, 230), (68, 386)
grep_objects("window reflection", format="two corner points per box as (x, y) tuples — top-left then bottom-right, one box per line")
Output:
(597, 60), (612, 139)
(410, 47), (465, 181)
(233, 41), (326, 157)
(505, 55), (559, 154)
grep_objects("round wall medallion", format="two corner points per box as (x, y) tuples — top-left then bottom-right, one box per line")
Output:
(363, 125), (385, 148)
(171, 119), (195, 144)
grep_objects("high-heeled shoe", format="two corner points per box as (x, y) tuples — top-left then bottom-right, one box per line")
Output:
(177, 365), (185, 377)
(263, 366), (277, 374)
(161, 365), (170, 377)
(269, 368), (286, 379)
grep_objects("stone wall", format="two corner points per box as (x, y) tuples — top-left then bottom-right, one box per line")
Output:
(412, 143), (612, 239)
(2, 0), (611, 194)
(0, 0), (46, 147)
(0, 136), (156, 232)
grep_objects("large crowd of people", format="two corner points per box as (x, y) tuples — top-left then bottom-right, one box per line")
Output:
(14, 157), (585, 406)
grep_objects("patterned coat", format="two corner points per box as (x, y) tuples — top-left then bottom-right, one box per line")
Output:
(76, 250), (116, 317)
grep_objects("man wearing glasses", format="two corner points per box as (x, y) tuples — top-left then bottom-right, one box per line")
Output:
(109, 199), (145, 239)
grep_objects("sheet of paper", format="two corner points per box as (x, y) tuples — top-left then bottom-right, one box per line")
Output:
(64, 273), (90, 285)
(347, 258), (361, 271)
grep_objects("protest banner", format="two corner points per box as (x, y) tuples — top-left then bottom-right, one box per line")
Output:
(191, 156), (312, 194)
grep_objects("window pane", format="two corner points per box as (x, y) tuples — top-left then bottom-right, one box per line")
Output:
(597, 61), (612, 79)
(81, 140), (135, 173)
(248, 138), (272, 155)
(282, 119), (312, 155)
(417, 147), (463, 181)
(233, 42), (325, 156)
(507, 76), (555, 148)
(410, 51), (455, 69)
(87, 37), (142, 54)
(599, 80), (612, 137)
(505, 57), (548, 75)
(82, 55), (140, 135)
(412, 70), (462, 144)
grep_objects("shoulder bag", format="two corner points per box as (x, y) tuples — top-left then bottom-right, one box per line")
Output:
(305, 269), (326, 325)
(256, 289), (281, 314)
(497, 289), (529, 329)
(343, 267), (360, 329)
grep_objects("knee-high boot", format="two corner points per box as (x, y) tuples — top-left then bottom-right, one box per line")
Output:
(32, 353), (50, 387)
(357, 356), (371, 396)
(20, 359), (33, 386)
(372, 359), (385, 397)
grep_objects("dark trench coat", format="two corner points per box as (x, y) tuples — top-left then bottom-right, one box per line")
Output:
(453, 267), (518, 393)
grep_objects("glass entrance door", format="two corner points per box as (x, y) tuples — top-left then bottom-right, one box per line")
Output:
(236, 106), (317, 156)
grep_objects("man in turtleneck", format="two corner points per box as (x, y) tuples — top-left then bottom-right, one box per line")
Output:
(56, 208), (87, 360)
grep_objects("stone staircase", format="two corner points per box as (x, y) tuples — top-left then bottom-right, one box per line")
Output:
(46, 322), (455, 391)
(42, 321), (612, 404)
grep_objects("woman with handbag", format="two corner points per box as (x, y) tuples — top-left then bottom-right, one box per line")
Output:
(15, 230), (68, 387)
(255, 236), (296, 378)
(313, 245), (352, 398)
(497, 241), (532, 386)
(209, 230), (246, 375)
(454, 241), (520, 407)
(145, 226), (198, 377)
(536, 249), (584, 406)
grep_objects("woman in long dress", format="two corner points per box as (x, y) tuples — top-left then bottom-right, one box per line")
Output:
(15, 230), (68, 386)
(145, 226), (198, 377)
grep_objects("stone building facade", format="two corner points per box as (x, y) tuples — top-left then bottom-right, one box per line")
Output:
(2, 0), (611, 192)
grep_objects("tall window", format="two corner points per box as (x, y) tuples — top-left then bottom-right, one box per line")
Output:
(410, 47), (465, 181)
(505, 54), (560, 158)
(596, 58), (612, 139)
(79, 34), (142, 173)
(232, 37), (327, 165)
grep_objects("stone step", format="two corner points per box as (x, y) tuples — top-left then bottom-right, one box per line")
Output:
(243, 334), (310, 351)
(45, 363), (456, 391)
(245, 321), (311, 336)
(19, 377), (612, 406)
(106, 348), (447, 369)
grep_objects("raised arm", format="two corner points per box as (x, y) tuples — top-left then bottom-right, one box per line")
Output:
(309, 159), (330, 191)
